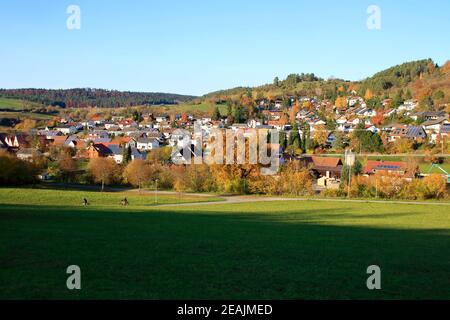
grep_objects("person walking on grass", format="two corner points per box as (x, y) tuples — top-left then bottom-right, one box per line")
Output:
(83, 198), (89, 206)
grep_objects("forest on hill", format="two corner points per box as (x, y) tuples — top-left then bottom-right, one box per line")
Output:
(1, 59), (448, 114)
(0, 88), (196, 109)
(201, 59), (450, 112)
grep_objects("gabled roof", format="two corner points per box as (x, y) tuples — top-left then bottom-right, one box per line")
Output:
(364, 160), (407, 174)
(406, 126), (426, 138)
(51, 136), (68, 146)
(422, 117), (448, 127)
(312, 156), (342, 168)
(137, 137), (159, 144)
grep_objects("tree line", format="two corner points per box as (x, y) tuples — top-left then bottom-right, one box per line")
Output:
(0, 88), (196, 109)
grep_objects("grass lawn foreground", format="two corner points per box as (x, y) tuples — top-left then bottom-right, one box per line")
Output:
(0, 188), (449, 299)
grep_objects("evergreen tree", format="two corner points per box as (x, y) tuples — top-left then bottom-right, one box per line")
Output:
(123, 145), (132, 164)
(288, 123), (301, 149)
(212, 106), (221, 121)
(279, 131), (287, 150)
(300, 122), (311, 151)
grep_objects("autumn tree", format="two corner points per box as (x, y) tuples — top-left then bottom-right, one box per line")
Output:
(123, 159), (153, 191)
(391, 138), (414, 154)
(334, 96), (347, 110)
(88, 157), (118, 191)
(423, 174), (447, 199)
(0, 151), (38, 185)
(372, 110), (384, 126)
(289, 100), (300, 124)
(364, 89), (374, 100)
(279, 163), (314, 196)
(147, 146), (172, 165)
(16, 119), (37, 131)
(313, 125), (329, 147)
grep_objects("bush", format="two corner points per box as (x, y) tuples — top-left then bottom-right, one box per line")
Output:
(0, 152), (38, 185)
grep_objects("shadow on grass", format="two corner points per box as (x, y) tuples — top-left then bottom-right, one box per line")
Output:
(0, 203), (449, 300)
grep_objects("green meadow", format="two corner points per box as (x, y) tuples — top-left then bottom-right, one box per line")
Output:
(0, 111), (53, 121)
(0, 188), (449, 299)
(0, 97), (43, 111)
(144, 102), (228, 116)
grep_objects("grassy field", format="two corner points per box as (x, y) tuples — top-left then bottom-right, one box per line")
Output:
(144, 102), (228, 116)
(0, 97), (43, 111)
(0, 188), (220, 208)
(0, 111), (53, 121)
(419, 163), (450, 174)
(0, 188), (449, 299)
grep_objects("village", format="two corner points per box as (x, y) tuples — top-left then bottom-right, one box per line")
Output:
(1, 92), (449, 196)
(2, 1), (450, 303)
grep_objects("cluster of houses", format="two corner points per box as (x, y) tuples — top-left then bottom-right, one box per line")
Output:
(0, 94), (449, 187)
(253, 97), (449, 146)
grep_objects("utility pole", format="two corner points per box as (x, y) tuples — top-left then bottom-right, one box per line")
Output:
(345, 150), (355, 199)
(375, 178), (378, 199)
(348, 165), (352, 198)
(154, 179), (159, 204)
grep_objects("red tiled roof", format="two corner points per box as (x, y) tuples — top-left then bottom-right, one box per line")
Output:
(51, 136), (67, 145)
(312, 156), (342, 168)
(363, 160), (407, 174)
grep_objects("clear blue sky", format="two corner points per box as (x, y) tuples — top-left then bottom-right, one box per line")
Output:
(0, 0), (449, 96)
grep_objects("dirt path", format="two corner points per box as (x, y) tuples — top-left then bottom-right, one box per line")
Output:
(154, 195), (450, 207)
(44, 183), (450, 207)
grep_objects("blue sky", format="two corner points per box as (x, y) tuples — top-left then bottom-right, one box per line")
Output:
(0, 0), (449, 95)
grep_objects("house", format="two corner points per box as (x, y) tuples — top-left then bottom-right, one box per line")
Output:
(363, 160), (410, 176)
(88, 130), (109, 140)
(80, 120), (95, 129)
(422, 117), (449, 135)
(86, 143), (112, 159)
(299, 156), (343, 179)
(317, 175), (340, 190)
(405, 126), (427, 141)
(365, 125), (380, 134)
(261, 110), (282, 120)
(64, 137), (86, 150)
(136, 137), (159, 151)
(50, 136), (68, 147)
(2, 134), (30, 149)
(155, 115), (169, 123)
(430, 123), (450, 144)
(388, 125), (426, 142)
(112, 144), (143, 163)
(90, 115), (105, 125)
(311, 156), (343, 179)
(17, 148), (40, 161)
(118, 119), (137, 129)
(416, 111), (448, 121)
(383, 108), (396, 118)
(104, 123), (119, 130)
(39, 130), (62, 140)
(267, 120), (286, 131)
(398, 100), (418, 112)
(55, 124), (78, 135)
